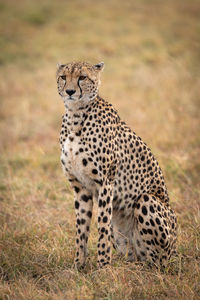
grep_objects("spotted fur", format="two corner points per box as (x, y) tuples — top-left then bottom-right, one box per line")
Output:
(56, 61), (177, 268)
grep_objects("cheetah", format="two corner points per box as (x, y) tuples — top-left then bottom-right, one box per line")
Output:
(56, 61), (177, 269)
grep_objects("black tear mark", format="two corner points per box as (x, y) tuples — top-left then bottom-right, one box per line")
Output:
(78, 79), (83, 99)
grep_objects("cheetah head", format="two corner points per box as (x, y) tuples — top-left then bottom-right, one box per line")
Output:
(56, 61), (104, 106)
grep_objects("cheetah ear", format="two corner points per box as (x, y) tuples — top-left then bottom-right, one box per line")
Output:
(94, 62), (104, 71)
(56, 63), (65, 70)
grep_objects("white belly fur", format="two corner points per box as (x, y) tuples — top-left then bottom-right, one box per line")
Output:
(61, 135), (95, 192)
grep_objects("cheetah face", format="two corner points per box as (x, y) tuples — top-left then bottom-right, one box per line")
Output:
(56, 61), (104, 106)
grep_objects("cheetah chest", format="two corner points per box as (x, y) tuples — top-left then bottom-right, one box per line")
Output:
(61, 134), (94, 190)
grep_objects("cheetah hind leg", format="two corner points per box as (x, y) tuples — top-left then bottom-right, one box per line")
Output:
(133, 194), (177, 268)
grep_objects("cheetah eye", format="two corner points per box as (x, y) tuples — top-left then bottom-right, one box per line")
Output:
(60, 75), (66, 80)
(79, 76), (86, 81)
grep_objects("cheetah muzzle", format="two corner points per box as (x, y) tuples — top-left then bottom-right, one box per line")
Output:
(56, 61), (177, 269)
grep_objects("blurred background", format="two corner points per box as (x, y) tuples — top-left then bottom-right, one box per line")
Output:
(0, 0), (200, 298)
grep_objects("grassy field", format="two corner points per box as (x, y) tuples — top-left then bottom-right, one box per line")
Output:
(0, 0), (200, 299)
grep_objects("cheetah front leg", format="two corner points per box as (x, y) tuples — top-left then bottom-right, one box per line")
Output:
(97, 179), (113, 267)
(70, 178), (93, 269)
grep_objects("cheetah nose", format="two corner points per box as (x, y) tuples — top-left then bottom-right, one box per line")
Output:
(66, 89), (76, 96)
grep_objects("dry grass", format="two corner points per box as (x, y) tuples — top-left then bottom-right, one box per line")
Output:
(0, 0), (200, 299)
